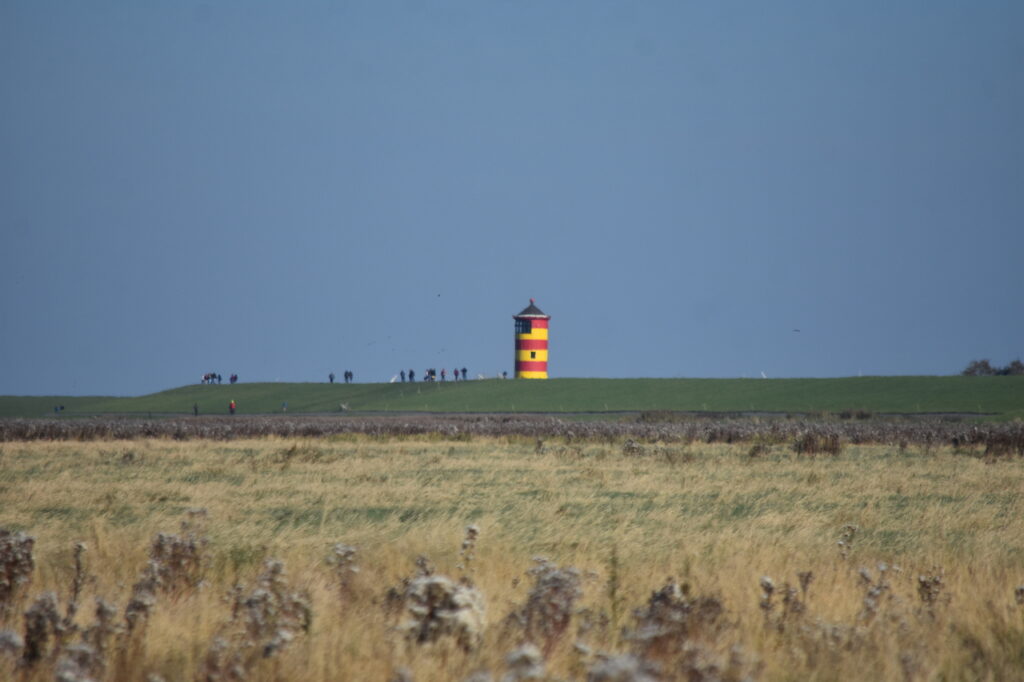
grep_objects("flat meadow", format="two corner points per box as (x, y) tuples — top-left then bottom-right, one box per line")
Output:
(1, 425), (1023, 680)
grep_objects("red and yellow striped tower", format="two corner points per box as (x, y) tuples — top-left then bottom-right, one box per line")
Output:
(514, 299), (550, 379)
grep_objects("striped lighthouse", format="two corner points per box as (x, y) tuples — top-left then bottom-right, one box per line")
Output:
(513, 299), (550, 379)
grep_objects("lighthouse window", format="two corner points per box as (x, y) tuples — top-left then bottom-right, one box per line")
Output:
(515, 319), (532, 335)
(530, 351), (536, 359)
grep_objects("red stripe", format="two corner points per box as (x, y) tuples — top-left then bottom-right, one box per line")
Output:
(528, 319), (548, 329)
(516, 339), (548, 350)
(515, 361), (548, 371)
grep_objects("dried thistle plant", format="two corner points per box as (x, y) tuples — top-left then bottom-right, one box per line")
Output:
(414, 555), (435, 578)
(837, 525), (858, 560)
(326, 544), (359, 607)
(399, 574), (486, 651)
(124, 513), (210, 634)
(237, 559), (312, 654)
(78, 599), (119, 674)
(21, 591), (63, 666)
(49, 594), (121, 682)
(677, 642), (757, 682)
(628, 579), (725, 658)
(123, 562), (159, 634)
(917, 572), (944, 609)
(0, 529), (35, 618)
(758, 573), (809, 633)
(200, 559), (312, 681)
(0, 630), (23, 657)
(857, 562), (893, 622)
(519, 557), (583, 655)
(55, 642), (103, 682)
(501, 643), (545, 681)
(586, 653), (659, 682)
(779, 581), (806, 625)
(148, 511), (209, 595)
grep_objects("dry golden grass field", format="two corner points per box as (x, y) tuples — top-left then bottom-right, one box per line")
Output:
(1, 434), (1022, 681)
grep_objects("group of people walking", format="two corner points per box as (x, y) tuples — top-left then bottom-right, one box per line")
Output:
(401, 368), (468, 382)
(201, 373), (238, 385)
(189, 365), (479, 417)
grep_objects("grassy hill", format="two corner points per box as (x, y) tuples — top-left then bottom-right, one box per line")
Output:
(1, 376), (1022, 419)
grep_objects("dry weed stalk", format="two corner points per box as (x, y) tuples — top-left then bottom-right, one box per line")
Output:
(457, 524), (480, 580)
(758, 576), (775, 619)
(606, 547), (624, 630)
(61, 543), (88, 634)
(797, 571), (813, 600)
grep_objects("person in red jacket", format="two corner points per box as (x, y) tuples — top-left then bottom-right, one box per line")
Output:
(229, 400), (236, 415)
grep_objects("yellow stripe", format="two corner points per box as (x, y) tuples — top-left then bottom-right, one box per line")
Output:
(516, 371), (548, 379)
(516, 349), (548, 362)
(516, 329), (548, 341)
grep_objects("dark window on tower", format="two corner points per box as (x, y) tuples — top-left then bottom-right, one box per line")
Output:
(515, 319), (532, 335)
(530, 351), (536, 359)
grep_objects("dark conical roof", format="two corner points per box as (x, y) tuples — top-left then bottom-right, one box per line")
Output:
(515, 299), (548, 318)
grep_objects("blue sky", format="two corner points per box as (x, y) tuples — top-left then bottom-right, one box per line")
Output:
(2, 1), (1022, 396)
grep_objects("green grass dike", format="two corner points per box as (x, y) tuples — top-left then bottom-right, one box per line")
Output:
(1, 375), (1022, 419)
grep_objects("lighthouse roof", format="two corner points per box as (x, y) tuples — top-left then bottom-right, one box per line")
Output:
(515, 299), (549, 318)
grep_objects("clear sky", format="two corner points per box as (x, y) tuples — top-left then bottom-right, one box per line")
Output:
(2, 1), (1022, 396)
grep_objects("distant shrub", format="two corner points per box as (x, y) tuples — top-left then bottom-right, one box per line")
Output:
(792, 432), (843, 456)
(1005, 359), (1024, 376)
(963, 359), (1024, 376)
